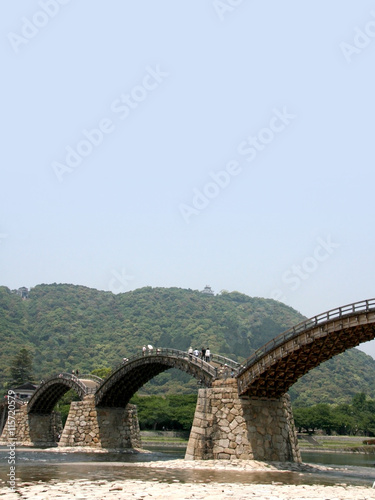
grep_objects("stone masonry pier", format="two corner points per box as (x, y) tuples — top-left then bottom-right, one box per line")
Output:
(185, 379), (301, 462)
(0, 405), (62, 447)
(0, 395), (141, 450)
(58, 395), (141, 449)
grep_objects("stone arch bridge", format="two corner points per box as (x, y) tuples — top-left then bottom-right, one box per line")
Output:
(2, 298), (375, 462)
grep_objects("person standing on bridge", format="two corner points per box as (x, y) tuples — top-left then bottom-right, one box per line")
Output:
(142, 345), (146, 356)
(188, 346), (193, 358)
(205, 348), (211, 362)
(201, 348), (206, 360)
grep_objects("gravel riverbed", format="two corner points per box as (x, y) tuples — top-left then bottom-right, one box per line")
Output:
(1, 458), (375, 499)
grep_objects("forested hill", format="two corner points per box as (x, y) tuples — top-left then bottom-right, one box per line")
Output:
(1, 283), (375, 405)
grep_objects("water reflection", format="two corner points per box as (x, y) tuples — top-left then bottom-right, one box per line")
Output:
(3, 462), (317, 486)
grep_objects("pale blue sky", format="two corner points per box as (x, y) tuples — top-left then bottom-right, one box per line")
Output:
(1, 1), (375, 357)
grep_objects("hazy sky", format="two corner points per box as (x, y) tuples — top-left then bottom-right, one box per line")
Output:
(2, 1), (375, 358)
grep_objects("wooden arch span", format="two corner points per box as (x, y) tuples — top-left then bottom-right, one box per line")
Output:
(237, 299), (375, 398)
(27, 373), (101, 414)
(95, 348), (222, 408)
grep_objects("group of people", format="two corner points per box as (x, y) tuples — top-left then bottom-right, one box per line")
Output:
(142, 345), (151, 355)
(142, 345), (161, 355)
(188, 346), (211, 362)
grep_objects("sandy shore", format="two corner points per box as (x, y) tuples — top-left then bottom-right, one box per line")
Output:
(1, 480), (374, 500)
(1, 459), (375, 499)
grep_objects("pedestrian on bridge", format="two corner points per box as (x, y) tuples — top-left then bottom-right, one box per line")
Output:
(193, 348), (199, 357)
(142, 345), (146, 356)
(205, 348), (211, 362)
(188, 346), (193, 357)
(201, 348), (206, 360)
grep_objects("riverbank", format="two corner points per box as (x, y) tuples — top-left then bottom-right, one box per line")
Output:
(1, 459), (375, 499)
(140, 430), (188, 448)
(139, 431), (375, 454)
(298, 434), (375, 454)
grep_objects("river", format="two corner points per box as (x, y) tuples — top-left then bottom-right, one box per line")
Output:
(1, 446), (375, 488)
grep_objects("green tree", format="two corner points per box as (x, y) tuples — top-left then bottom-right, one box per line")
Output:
(9, 348), (33, 386)
(294, 407), (317, 434)
(91, 367), (111, 379)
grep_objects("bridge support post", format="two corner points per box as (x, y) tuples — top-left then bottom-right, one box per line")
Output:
(59, 395), (141, 449)
(0, 406), (62, 447)
(185, 379), (301, 462)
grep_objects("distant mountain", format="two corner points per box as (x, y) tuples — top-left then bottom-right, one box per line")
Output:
(1, 283), (375, 405)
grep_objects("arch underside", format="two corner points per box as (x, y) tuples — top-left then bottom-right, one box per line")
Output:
(239, 322), (375, 398)
(96, 356), (214, 408)
(27, 379), (86, 414)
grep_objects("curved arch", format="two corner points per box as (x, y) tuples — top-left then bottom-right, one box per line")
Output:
(237, 299), (375, 398)
(27, 373), (100, 414)
(95, 350), (217, 408)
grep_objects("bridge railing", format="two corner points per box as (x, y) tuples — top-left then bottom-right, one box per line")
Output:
(210, 354), (240, 371)
(107, 347), (240, 381)
(78, 374), (103, 384)
(3, 395), (27, 406)
(32, 372), (97, 397)
(239, 298), (375, 374)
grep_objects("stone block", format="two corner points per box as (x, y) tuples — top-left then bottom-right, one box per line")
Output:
(218, 439), (229, 448)
(227, 413), (235, 423)
(229, 420), (238, 431)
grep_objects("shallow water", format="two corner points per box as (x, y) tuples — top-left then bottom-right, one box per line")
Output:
(1, 446), (375, 488)
(301, 450), (375, 468)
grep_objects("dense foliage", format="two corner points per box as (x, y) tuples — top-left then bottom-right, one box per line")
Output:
(1, 284), (375, 406)
(130, 394), (197, 430)
(9, 348), (33, 386)
(294, 393), (375, 436)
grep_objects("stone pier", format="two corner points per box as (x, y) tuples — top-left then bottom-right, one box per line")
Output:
(185, 379), (301, 462)
(0, 405), (62, 447)
(0, 395), (141, 450)
(59, 395), (141, 449)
